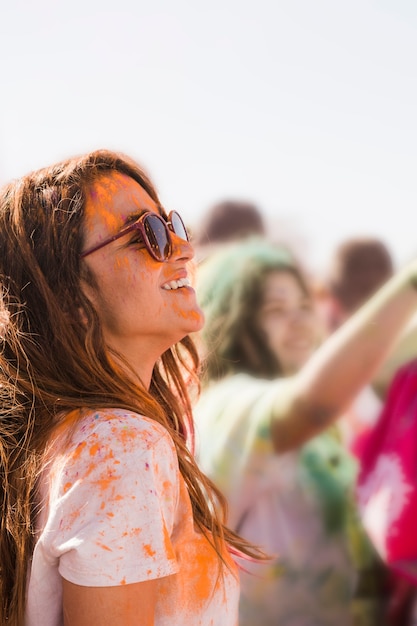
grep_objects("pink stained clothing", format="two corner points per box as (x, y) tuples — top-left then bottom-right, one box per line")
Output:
(356, 360), (417, 586)
(25, 408), (239, 626)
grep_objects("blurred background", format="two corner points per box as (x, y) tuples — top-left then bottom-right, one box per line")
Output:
(1, 0), (416, 274)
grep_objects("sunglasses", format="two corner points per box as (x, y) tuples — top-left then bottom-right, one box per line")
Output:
(80, 210), (189, 261)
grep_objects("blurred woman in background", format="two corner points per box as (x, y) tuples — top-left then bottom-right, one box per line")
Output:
(193, 237), (404, 626)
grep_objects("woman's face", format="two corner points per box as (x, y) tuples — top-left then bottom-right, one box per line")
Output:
(256, 270), (320, 375)
(81, 171), (204, 383)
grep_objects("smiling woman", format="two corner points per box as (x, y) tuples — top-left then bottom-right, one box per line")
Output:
(80, 171), (205, 377)
(0, 149), (260, 626)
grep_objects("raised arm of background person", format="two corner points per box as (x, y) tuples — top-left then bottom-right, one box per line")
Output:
(63, 578), (157, 626)
(372, 313), (417, 397)
(271, 260), (417, 453)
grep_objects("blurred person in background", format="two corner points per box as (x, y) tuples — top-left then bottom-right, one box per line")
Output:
(316, 238), (417, 625)
(315, 237), (417, 449)
(316, 237), (394, 334)
(314, 237), (394, 449)
(192, 236), (415, 626)
(191, 199), (266, 262)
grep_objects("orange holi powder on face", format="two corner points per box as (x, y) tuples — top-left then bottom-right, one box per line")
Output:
(84, 179), (121, 236)
(83, 172), (160, 248)
(171, 299), (204, 322)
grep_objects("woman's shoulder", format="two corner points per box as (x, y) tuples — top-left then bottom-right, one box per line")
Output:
(53, 408), (175, 460)
(198, 373), (287, 409)
(203, 373), (274, 394)
(79, 407), (169, 435)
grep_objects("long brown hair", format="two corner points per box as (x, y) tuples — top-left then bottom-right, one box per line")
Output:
(0, 149), (258, 625)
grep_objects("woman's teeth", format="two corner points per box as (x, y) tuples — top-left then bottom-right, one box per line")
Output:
(162, 277), (191, 290)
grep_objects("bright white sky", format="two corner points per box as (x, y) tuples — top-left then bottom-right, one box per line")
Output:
(1, 0), (416, 273)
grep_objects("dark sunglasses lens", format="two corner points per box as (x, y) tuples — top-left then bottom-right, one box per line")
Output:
(143, 214), (170, 260)
(170, 211), (189, 241)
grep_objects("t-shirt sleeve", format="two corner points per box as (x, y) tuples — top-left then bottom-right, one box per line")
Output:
(195, 375), (287, 529)
(44, 411), (180, 587)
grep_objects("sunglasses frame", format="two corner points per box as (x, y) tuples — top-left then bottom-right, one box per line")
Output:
(80, 210), (188, 261)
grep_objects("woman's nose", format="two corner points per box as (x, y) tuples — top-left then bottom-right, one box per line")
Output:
(170, 230), (195, 262)
(289, 308), (312, 326)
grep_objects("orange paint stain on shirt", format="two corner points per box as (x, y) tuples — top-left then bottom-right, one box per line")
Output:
(89, 442), (100, 456)
(187, 547), (215, 603)
(96, 542), (113, 552)
(71, 440), (87, 460)
(118, 429), (141, 450)
(63, 482), (72, 493)
(143, 544), (156, 557)
(61, 506), (81, 531)
(93, 474), (119, 492)
(162, 479), (172, 493)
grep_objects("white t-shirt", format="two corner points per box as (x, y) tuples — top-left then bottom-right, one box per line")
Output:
(194, 374), (381, 626)
(25, 408), (239, 626)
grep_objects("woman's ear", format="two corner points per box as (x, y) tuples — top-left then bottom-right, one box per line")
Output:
(77, 305), (89, 327)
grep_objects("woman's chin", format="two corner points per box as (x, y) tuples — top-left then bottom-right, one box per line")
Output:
(184, 307), (205, 334)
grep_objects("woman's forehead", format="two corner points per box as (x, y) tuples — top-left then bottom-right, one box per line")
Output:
(84, 171), (158, 232)
(262, 270), (306, 299)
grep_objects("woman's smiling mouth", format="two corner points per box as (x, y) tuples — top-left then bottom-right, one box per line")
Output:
(162, 277), (191, 290)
